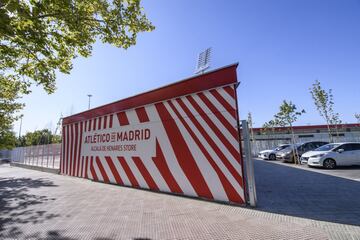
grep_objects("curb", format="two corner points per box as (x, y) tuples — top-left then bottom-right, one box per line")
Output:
(10, 162), (60, 174)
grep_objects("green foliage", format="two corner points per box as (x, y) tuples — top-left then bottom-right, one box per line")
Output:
(272, 100), (305, 164)
(0, 75), (25, 136)
(273, 100), (305, 128)
(261, 119), (277, 135)
(0, 0), (154, 134)
(16, 129), (61, 147)
(309, 80), (342, 141)
(0, 127), (16, 149)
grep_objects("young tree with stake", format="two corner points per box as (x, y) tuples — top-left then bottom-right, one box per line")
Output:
(273, 100), (305, 164)
(309, 80), (342, 142)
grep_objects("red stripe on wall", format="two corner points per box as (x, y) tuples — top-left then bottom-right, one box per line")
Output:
(210, 89), (236, 119)
(68, 124), (74, 175)
(98, 117), (102, 130)
(65, 125), (70, 174)
(85, 156), (89, 178)
(132, 157), (159, 191)
(187, 95), (241, 164)
(61, 126), (65, 174)
(96, 157), (110, 183)
(81, 156), (85, 178)
(109, 114), (113, 128)
(197, 93), (238, 140)
(135, 107), (150, 123)
(88, 119), (92, 131)
(169, 100), (244, 202)
(84, 121), (87, 132)
(93, 118), (97, 131)
(177, 99), (243, 186)
(223, 86), (235, 99)
(72, 123), (79, 176)
(117, 112), (129, 126)
(155, 102), (213, 199)
(152, 139), (182, 194)
(103, 115), (108, 129)
(76, 122), (83, 177)
(105, 156), (124, 185)
(117, 157), (139, 188)
(90, 156), (98, 181)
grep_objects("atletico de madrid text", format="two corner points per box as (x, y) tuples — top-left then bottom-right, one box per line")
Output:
(84, 128), (151, 144)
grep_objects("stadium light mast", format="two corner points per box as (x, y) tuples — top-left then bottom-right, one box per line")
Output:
(87, 94), (93, 109)
(195, 47), (212, 74)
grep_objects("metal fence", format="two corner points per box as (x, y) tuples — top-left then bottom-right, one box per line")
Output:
(10, 143), (61, 169)
(0, 150), (11, 160)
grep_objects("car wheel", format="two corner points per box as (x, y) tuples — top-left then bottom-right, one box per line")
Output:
(269, 154), (276, 161)
(323, 159), (336, 169)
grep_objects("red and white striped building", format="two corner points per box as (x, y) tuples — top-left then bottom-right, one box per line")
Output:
(61, 64), (245, 204)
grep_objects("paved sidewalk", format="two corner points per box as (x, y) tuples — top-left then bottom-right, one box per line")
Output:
(0, 165), (359, 240)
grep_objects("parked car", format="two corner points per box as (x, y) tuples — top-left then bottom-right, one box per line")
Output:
(258, 144), (291, 160)
(276, 141), (328, 163)
(301, 142), (360, 169)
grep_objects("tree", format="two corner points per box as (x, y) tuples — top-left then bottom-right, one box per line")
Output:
(273, 100), (305, 164)
(0, 75), (24, 138)
(247, 112), (255, 140)
(0, 126), (16, 149)
(261, 120), (277, 135)
(0, 0), (154, 134)
(17, 129), (61, 147)
(309, 80), (342, 142)
(261, 120), (278, 150)
(355, 113), (360, 123)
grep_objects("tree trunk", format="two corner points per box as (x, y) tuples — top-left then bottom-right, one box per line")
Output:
(289, 123), (298, 164)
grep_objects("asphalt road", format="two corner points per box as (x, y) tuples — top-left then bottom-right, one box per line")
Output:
(255, 158), (360, 227)
(255, 157), (360, 181)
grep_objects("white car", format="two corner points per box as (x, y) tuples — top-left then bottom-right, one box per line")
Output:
(258, 144), (290, 160)
(301, 142), (360, 169)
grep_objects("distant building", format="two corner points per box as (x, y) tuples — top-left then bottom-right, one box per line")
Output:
(252, 123), (360, 141)
(250, 123), (360, 152)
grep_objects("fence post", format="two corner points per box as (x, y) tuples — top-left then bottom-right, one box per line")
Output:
(41, 144), (45, 167)
(53, 144), (56, 168)
(32, 146), (35, 165)
(47, 144), (50, 168)
(242, 120), (257, 207)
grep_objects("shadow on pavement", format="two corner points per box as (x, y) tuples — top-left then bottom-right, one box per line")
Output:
(333, 165), (360, 169)
(254, 159), (360, 226)
(0, 176), (59, 239)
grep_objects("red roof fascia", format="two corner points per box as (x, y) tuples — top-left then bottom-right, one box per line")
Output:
(63, 63), (238, 125)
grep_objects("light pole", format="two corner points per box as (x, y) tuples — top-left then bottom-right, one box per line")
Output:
(18, 115), (23, 138)
(87, 94), (92, 110)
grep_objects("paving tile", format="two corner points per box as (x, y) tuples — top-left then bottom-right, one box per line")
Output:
(0, 164), (359, 239)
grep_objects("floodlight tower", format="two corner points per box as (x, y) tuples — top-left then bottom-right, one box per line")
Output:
(87, 94), (93, 109)
(195, 47), (212, 74)
(54, 114), (63, 136)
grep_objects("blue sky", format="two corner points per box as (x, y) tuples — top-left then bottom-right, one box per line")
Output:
(14, 0), (360, 135)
